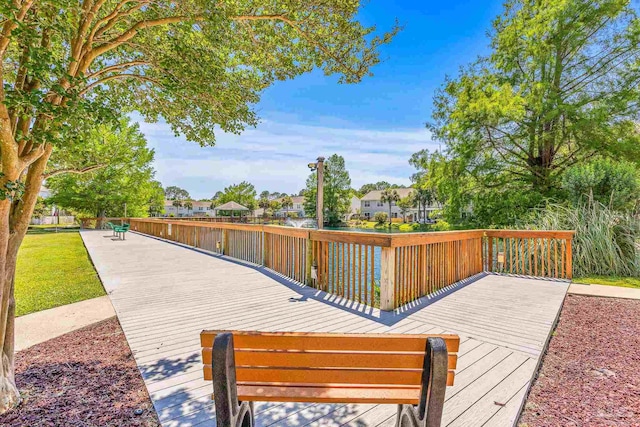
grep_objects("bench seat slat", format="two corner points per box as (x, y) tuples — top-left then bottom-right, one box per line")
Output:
(201, 348), (457, 370)
(200, 331), (460, 353)
(203, 366), (455, 386)
(231, 385), (422, 404)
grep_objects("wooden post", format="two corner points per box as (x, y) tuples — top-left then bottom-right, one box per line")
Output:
(316, 156), (325, 229)
(380, 247), (396, 311)
(566, 237), (573, 280)
(223, 229), (229, 256)
(487, 236), (493, 272)
(305, 234), (313, 286)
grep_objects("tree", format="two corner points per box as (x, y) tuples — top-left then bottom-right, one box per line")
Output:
(183, 200), (194, 211)
(147, 181), (165, 217)
(380, 188), (400, 227)
(268, 200), (282, 217)
(374, 211), (388, 225)
(258, 196), (271, 218)
(303, 154), (352, 225)
(210, 191), (224, 209)
(429, 0), (640, 212)
(218, 181), (257, 212)
(48, 120), (160, 218)
(31, 197), (48, 221)
(281, 195), (294, 217)
(562, 158), (639, 211)
(165, 186), (190, 201)
(0, 1), (397, 410)
(396, 196), (414, 223)
(259, 190), (271, 200)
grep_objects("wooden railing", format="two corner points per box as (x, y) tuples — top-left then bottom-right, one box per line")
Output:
(125, 218), (574, 311)
(484, 230), (574, 280)
(79, 217), (128, 229)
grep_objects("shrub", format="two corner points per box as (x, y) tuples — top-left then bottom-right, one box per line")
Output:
(374, 211), (388, 225)
(562, 158), (639, 211)
(527, 201), (640, 277)
(432, 220), (452, 231)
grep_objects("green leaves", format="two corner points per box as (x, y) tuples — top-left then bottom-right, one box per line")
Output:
(426, 0), (640, 225)
(0, 173), (26, 202)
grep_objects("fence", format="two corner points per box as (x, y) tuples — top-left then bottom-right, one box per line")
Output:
(80, 217), (127, 229)
(124, 218), (574, 311)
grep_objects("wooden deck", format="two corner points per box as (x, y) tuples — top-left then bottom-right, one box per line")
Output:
(81, 230), (569, 427)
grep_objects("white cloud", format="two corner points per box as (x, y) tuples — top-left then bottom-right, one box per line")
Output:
(135, 115), (438, 199)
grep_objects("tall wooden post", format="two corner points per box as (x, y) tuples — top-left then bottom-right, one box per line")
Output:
(316, 156), (325, 229)
(380, 247), (396, 311)
(487, 236), (493, 272)
(566, 237), (573, 280)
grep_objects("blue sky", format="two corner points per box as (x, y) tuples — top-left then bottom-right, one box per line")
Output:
(138, 1), (505, 200)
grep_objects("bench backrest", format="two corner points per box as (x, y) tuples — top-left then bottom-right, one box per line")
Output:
(200, 330), (459, 401)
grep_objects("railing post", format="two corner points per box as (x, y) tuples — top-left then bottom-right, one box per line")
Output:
(380, 247), (396, 311)
(566, 237), (573, 280)
(262, 230), (268, 267)
(305, 234), (313, 286)
(486, 235), (493, 272)
(223, 229), (229, 256)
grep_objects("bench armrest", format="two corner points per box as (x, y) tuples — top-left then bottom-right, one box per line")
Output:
(212, 332), (253, 427)
(397, 336), (449, 427)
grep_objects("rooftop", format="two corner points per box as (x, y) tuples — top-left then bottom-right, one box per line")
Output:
(361, 188), (414, 201)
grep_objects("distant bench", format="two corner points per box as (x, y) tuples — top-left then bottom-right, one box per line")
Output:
(200, 330), (459, 427)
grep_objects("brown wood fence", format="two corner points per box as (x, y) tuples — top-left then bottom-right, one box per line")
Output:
(122, 218), (574, 311)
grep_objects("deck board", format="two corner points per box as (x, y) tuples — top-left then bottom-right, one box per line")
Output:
(81, 230), (568, 427)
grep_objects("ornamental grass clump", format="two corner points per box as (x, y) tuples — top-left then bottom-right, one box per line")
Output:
(528, 201), (640, 277)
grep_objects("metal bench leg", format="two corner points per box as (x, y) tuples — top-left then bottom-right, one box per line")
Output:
(395, 337), (448, 427)
(213, 332), (255, 427)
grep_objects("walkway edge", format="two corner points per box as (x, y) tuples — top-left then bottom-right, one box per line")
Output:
(16, 295), (116, 351)
(568, 283), (640, 300)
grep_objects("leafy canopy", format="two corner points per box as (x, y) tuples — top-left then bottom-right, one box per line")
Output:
(423, 0), (640, 226)
(165, 186), (190, 201)
(217, 181), (258, 211)
(47, 119), (162, 217)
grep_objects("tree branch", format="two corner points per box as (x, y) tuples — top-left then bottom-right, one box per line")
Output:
(85, 60), (150, 80)
(43, 164), (106, 179)
(78, 73), (160, 95)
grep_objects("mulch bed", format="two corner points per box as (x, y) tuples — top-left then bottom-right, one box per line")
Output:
(520, 295), (640, 426)
(3, 317), (159, 427)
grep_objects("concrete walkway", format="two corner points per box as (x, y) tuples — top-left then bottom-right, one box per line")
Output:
(16, 295), (116, 351)
(569, 283), (640, 300)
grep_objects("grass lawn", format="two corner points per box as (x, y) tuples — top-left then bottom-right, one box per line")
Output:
(573, 275), (640, 289)
(15, 232), (105, 316)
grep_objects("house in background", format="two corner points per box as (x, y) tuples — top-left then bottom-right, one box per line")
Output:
(347, 195), (361, 220)
(163, 200), (214, 217)
(360, 188), (439, 222)
(274, 196), (306, 217)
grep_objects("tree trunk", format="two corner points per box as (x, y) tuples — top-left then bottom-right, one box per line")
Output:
(0, 147), (50, 413)
(0, 235), (20, 413)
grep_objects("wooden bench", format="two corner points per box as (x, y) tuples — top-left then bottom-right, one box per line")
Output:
(200, 330), (460, 427)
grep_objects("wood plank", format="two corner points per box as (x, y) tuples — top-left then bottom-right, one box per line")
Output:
(234, 385), (421, 404)
(201, 348), (458, 370)
(202, 365), (456, 386)
(200, 331), (460, 353)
